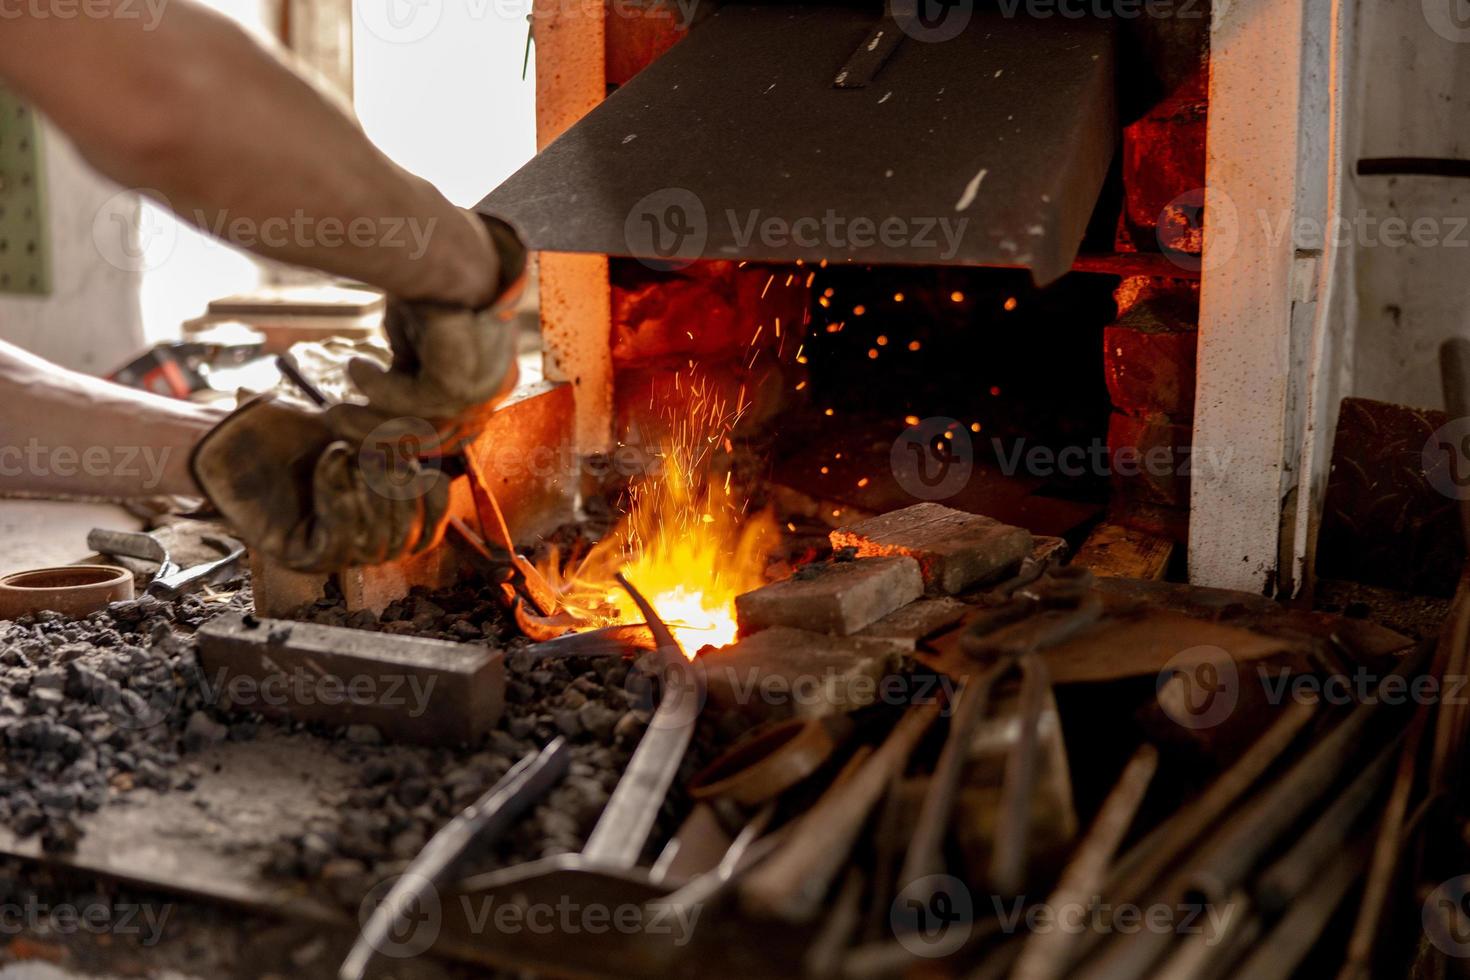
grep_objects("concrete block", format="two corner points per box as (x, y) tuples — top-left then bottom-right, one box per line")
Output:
(734, 557), (923, 636)
(702, 626), (906, 721)
(196, 613), (504, 746)
(831, 504), (1033, 595)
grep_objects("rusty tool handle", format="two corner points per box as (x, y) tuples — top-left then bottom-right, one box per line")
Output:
(739, 700), (941, 923)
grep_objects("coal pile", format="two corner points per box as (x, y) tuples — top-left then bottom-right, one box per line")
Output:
(269, 583), (717, 907)
(0, 569), (717, 911)
(0, 588), (253, 852)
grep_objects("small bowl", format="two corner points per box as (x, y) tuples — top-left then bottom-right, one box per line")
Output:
(0, 564), (135, 620)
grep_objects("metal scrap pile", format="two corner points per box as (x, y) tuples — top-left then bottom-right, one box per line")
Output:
(330, 501), (1452, 980)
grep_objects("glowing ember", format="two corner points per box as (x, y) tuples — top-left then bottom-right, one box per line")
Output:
(536, 373), (777, 656)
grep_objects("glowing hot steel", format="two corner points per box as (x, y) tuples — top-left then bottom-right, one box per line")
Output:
(538, 373), (777, 656)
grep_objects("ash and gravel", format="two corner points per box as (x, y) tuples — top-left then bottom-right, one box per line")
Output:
(0, 571), (715, 916)
(270, 581), (718, 907)
(0, 588), (253, 854)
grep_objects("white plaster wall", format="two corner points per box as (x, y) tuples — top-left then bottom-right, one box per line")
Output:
(1346, 0), (1470, 409)
(0, 123), (145, 376)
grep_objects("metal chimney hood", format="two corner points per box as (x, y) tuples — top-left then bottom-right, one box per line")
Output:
(479, 4), (1116, 284)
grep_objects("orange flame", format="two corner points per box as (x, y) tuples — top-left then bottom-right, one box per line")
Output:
(539, 373), (777, 655)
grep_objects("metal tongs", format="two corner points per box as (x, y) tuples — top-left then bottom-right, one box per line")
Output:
(340, 737), (573, 980)
(87, 527), (245, 599)
(426, 576), (709, 974)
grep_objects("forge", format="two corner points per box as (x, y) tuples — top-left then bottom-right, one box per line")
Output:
(3, 2), (1468, 979)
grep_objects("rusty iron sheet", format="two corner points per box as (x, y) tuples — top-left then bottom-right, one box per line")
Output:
(1318, 396), (1465, 597)
(920, 607), (1302, 686)
(480, 4), (1116, 284)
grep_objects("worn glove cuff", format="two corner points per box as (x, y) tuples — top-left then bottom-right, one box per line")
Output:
(476, 213), (528, 313)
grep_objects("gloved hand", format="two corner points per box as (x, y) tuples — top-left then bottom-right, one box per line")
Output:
(190, 395), (450, 572)
(327, 214), (527, 457)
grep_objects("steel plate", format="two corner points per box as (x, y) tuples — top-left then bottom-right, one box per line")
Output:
(480, 4), (1116, 283)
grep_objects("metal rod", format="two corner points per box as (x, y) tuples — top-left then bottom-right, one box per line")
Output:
(1189, 642), (1429, 904)
(1254, 733), (1400, 914)
(1150, 890), (1253, 980)
(1063, 699), (1317, 980)
(1239, 841), (1371, 980)
(900, 665), (1005, 888)
(1109, 698), (1316, 905)
(581, 575), (701, 867)
(1340, 638), (1445, 977)
(1011, 743), (1159, 980)
(275, 352), (331, 407)
(340, 738), (571, 980)
(739, 702), (940, 922)
(990, 653), (1051, 896)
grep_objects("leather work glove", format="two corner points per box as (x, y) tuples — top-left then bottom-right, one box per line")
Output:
(328, 215), (527, 457)
(190, 395), (450, 573)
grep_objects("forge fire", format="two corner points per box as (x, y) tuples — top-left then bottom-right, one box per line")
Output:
(0, 1), (1467, 979)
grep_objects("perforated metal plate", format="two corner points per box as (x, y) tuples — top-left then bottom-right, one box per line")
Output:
(0, 88), (49, 296)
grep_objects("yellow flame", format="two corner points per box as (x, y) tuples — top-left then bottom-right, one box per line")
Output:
(539, 372), (777, 656)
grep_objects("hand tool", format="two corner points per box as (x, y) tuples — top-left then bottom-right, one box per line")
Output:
(1254, 734), (1399, 915)
(689, 716), (846, 806)
(898, 670), (997, 890)
(1011, 743), (1159, 980)
(440, 577), (708, 975)
(523, 622), (656, 661)
(1190, 640), (1430, 905)
(989, 652), (1052, 896)
(339, 737), (571, 980)
(87, 527), (246, 599)
(739, 701), (940, 923)
(961, 566), (1104, 661)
